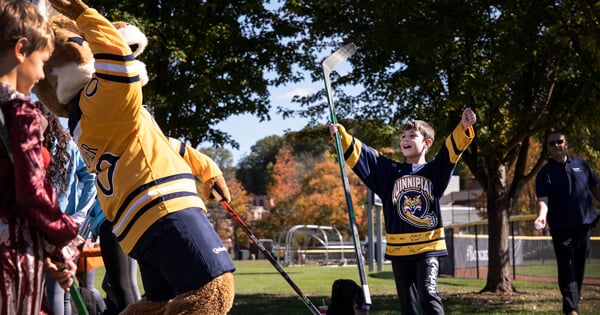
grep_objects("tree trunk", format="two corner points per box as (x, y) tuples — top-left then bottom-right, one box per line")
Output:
(481, 163), (515, 293)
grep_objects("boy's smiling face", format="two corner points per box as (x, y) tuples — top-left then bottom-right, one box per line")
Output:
(401, 128), (432, 164)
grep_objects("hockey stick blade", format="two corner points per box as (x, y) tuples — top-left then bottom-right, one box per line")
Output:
(322, 43), (358, 77)
(322, 43), (357, 124)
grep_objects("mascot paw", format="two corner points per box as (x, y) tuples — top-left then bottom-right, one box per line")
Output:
(203, 175), (231, 203)
(48, 0), (89, 21)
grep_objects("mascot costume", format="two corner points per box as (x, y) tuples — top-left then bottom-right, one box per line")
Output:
(33, 0), (236, 314)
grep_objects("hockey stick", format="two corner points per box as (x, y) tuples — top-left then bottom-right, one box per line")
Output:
(70, 207), (94, 315)
(322, 43), (372, 311)
(212, 187), (321, 315)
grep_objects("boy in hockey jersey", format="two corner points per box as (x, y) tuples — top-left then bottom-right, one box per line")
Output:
(329, 108), (476, 315)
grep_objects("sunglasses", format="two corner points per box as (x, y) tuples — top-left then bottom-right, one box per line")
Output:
(548, 139), (565, 146)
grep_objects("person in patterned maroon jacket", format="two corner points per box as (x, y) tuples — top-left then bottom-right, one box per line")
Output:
(0, 1), (81, 314)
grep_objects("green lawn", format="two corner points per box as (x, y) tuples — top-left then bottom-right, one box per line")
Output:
(515, 258), (600, 278)
(91, 259), (600, 314)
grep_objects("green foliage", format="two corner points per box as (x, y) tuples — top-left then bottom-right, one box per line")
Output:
(88, 0), (306, 149)
(85, 0), (599, 293)
(236, 135), (283, 195)
(280, 0), (600, 292)
(198, 146), (234, 170)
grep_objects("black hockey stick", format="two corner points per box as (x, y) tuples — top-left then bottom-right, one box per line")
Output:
(212, 187), (321, 315)
(322, 42), (372, 311)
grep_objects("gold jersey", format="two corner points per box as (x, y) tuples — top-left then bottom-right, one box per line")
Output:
(69, 9), (204, 253)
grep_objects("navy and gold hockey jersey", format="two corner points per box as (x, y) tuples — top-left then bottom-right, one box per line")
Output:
(68, 9), (205, 253)
(337, 123), (474, 261)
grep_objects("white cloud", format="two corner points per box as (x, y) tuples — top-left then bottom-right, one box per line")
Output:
(271, 84), (318, 103)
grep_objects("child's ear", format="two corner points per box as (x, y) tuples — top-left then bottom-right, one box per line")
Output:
(15, 38), (28, 61)
(424, 138), (433, 149)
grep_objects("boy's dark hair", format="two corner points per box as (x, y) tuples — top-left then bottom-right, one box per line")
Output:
(403, 119), (435, 142)
(0, 0), (54, 54)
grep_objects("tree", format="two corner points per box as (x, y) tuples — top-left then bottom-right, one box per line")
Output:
(198, 146), (234, 170)
(298, 158), (368, 236)
(281, 0), (600, 293)
(236, 135), (283, 195)
(262, 144), (303, 236)
(262, 143), (368, 241)
(89, 0), (306, 149)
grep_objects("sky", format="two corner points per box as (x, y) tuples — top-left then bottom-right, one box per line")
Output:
(202, 59), (356, 166)
(203, 80), (322, 165)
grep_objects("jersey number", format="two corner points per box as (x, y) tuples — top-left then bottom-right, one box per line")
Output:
(95, 153), (119, 196)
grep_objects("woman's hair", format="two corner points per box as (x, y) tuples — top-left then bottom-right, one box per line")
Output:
(0, 0), (54, 54)
(403, 119), (435, 142)
(38, 102), (71, 195)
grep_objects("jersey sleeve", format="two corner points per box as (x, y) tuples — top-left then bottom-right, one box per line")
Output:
(75, 8), (143, 122)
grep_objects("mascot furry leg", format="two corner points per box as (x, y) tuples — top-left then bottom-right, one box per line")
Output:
(121, 272), (234, 315)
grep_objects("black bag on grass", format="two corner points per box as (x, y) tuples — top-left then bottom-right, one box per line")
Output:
(328, 279), (368, 315)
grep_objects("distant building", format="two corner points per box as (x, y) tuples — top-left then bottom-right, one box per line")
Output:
(440, 176), (485, 225)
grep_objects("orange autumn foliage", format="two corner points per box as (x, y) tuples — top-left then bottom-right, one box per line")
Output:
(264, 144), (369, 239)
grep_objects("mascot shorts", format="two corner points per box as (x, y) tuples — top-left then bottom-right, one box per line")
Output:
(129, 208), (236, 301)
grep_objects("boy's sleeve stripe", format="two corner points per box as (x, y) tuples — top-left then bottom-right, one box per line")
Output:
(94, 53), (136, 62)
(343, 137), (356, 160)
(446, 136), (463, 163)
(446, 124), (475, 163)
(96, 72), (140, 83)
(345, 137), (363, 168)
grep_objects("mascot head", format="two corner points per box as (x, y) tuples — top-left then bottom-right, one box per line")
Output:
(33, 4), (148, 118)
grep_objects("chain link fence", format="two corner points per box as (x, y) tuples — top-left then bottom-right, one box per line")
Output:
(440, 214), (600, 281)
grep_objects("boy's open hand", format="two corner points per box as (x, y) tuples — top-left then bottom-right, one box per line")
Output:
(48, 0), (88, 20)
(461, 108), (477, 128)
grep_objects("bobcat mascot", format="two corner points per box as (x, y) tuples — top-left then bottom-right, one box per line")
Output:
(33, 0), (235, 314)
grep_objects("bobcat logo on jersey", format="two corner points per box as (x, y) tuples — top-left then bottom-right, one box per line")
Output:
(393, 175), (438, 229)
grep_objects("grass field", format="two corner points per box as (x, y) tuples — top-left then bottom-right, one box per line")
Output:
(91, 259), (600, 314)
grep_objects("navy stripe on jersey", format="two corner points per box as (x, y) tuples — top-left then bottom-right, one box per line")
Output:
(177, 142), (186, 157)
(93, 53), (136, 62)
(449, 135), (463, 156)
(344, 137), (356, 160)
(113, 173), (196, 223)
(115, 192), (200, 242)
(96, 72), (140, 83)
